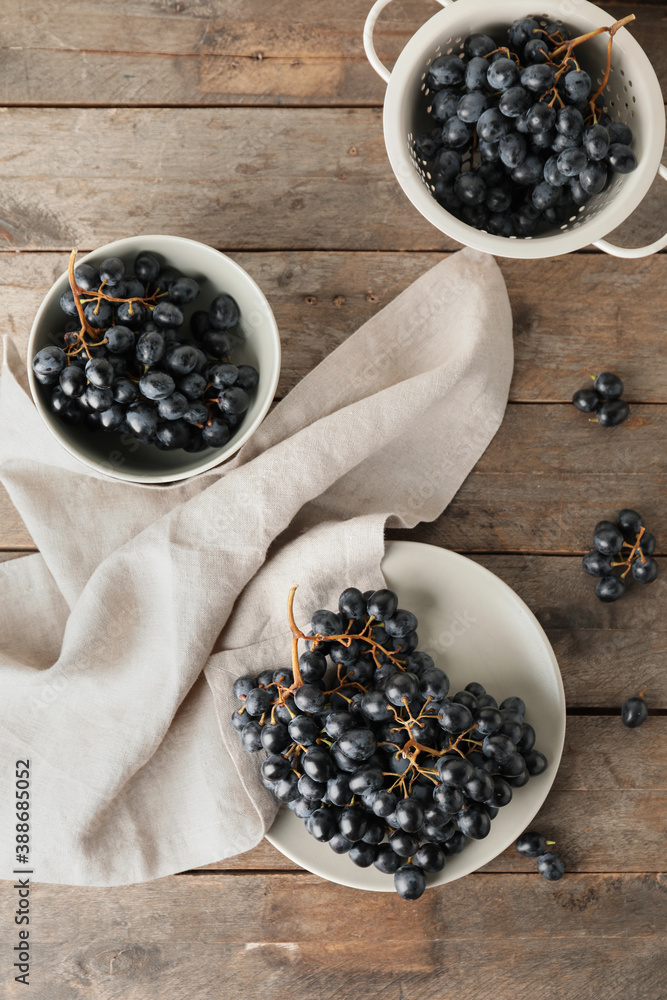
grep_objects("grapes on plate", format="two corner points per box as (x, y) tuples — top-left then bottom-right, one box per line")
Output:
(232, 585), (550, 900)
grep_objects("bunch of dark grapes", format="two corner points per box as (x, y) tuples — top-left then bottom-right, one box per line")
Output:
(414, 14), (638, 237)
(516, 830), (564, 880)
(31, 250), (259, 453)
(572, 368), (628, 427)
(232, 585), (549, 900)
(583, 508), (659, 602)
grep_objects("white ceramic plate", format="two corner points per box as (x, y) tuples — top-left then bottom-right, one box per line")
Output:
(266, 540), (566, 891)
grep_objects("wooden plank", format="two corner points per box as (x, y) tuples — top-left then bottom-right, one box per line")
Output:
(3, 251), (667, 402)
(0, 110), (664, 251)
(1, 398), (666, 552)
(0, 2), (664, 105)
(0, 545), (664, 710)
(198, 718), (667, 873)
(0, 873), (663, 1000)
(203, 789), (666, 875)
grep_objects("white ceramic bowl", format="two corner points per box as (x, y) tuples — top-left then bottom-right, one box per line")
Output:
(267, 541), (566, 891)
(364, 0), (667, 258)
(27, 235), (281, 483)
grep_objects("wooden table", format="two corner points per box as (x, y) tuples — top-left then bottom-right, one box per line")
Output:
(1, 2), (666, 997)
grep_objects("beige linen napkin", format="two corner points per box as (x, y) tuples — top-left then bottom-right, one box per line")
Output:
(0, 248), (513, 886)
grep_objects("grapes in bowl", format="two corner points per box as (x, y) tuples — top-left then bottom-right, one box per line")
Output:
(414, 14), (640, 240)
(28, 235), (281, 483)
(235, 542), (566, 895)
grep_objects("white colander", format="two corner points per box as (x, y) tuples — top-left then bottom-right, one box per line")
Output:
(364, 0), (667, 258)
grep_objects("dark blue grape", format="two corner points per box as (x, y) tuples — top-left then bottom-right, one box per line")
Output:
(85, 358), (115, 389)
(116, 300), (145, 328)
(59, 366), (87, 397)
(158, 392), (189, 420)
(457, 805), (491, 839)
(582, 124), (610, 161)
(427, 54), (466, 89)
(59, 289), (78, 318)
(306, 808), (338, 842)
(179, 372), (207, 400)
(83, 384), (114, 412)
(153, 301), (184, 328)
(126, 402), (158, 438)
(487, 57), (519, 91)
(201, 418), (231, 447)
(499, 85), (531, 117)
(508, 17), (539, 50)
(441, 116), (474, 149)
(414, 131), (442, 161)
(524, 38), (548, 64)
(105, 324), (135, 354)
(430, 89), (460, 123)
(99, 257), (125, 286)
(487, 213), (514, 237)
(74, 263), (101, 291)
(597, 399), (629, 427)
(136, 331), (165, 364)
(499, 133), (526, 168)
(526, 105), (557, 135)
(596, 575), (625, 602)
(621, 696), (648, 728)
(556, 106), (584, 137)
(209, 293), (240, 330)
(235, 365), (259, 391)
(511, 154), (543, 185)
(557, 147), (588, 177)
(168, 276), (199, 304)
(464, 34), (495, 59)
(632, 557), (658, 584)
(570, 178), (591, 205)
(516, 831), (548, 856)
(84, 300), (112, 329)
(139, 371), (175, 401)
(477, 107), (512, 143)
(134, 252), (160, 284)
(543, 155), (569, 187)
(607, 122), (633, 146)
(520, 64), (555, 93)
(564, 70), (591, 102)
(203, 329), (234, 359)
(457, 91), (488, 123)
(454, 173), (486, 206)
(537, 852), (565, 880)
(532, 180), (560, 210)
(464, 56), (490, 92)
(607, 143), (637, 174)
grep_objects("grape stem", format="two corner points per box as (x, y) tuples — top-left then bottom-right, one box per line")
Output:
(548, 14), (636, 118)
(611, 525), (646, 577)
(283, 586), (488, 789)
(64, 247), (170, 363)
(287, 585), (304, 687)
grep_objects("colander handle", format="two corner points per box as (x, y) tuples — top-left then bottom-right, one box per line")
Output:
(593, 164), (667, 258)
(363, 0), (452, 84)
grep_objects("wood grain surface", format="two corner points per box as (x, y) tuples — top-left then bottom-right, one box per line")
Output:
(2, 403), (665, 553)
(0, 108), (665, 252)
(1, 1), (665, 106)
(3, 251), (667, 401)
(0, 1), (665, 998)
(2, 873), (664, 1000)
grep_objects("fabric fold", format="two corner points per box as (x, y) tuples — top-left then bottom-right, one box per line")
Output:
(0, 248), (513, 885)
